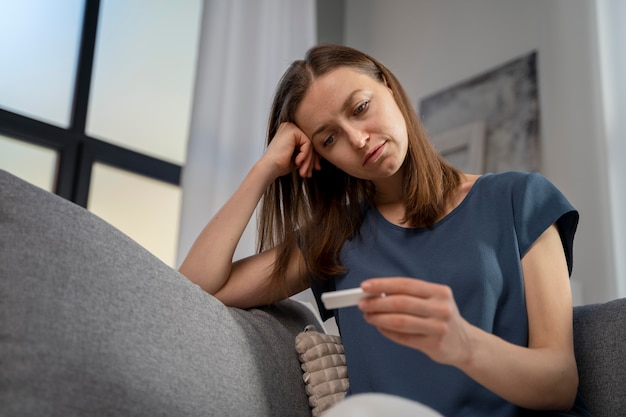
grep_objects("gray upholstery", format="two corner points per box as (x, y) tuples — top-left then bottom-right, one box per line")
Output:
(574, 298), (626, 417)
(0, 170), (319, 417)
(1, 168), (625, 417)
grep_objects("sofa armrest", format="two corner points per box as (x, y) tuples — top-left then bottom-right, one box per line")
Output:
(0, 169), (318, 417)
(573, 297), (626, 417)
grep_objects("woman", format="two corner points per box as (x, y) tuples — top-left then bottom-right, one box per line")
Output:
(179, 44), (591, 416)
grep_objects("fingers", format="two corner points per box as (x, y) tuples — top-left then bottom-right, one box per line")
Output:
(363, 308), (449, 336)
(361, 277), (450, 299)
(358, 278), (455, 326)
(376, 327), (447, 359)
(359, 294), (459, 363)
(359, 293), (453, 321)
(357, 277), (470, 364)
(294, 139), (318, 178)
(292, 130), (321, 178)
(271, 122), (320, 178)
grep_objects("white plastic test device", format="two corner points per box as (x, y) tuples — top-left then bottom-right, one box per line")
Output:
(321, 287), (376, 309)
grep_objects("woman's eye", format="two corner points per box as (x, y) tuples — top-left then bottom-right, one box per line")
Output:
(355, 100), (369, 115)
(323, 134), (335, 147)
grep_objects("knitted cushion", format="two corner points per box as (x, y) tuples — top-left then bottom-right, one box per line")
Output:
(295, 326), (349, 416)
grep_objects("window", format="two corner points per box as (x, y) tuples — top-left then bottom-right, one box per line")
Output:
(0, 134), (58, 191)
(0, 0), (202, 267)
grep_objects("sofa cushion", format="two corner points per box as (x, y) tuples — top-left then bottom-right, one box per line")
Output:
(573, 297), (626, 417)
(0, 170), (318, 417)
(295, 326), (349, 416)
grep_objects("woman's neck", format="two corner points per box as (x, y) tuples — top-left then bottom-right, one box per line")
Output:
(373, 173), (480, 227)
(372, 171), (407, 226)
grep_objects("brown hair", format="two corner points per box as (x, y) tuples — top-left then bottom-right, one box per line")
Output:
(258, 44), (460, 298)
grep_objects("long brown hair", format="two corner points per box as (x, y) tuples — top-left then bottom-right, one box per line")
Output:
(258, 44), (460, 298)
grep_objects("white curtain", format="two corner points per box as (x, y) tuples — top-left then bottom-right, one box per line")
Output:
(596, 0), (626, 297)
(177, 0), (317, 265)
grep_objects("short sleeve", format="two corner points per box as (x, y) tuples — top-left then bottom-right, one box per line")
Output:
(513, 172), (579, 275)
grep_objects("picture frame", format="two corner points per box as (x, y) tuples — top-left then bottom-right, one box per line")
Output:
(430, 120), (486, 174)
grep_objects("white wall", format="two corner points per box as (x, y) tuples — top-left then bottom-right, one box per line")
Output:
(344, 0), (620, 304)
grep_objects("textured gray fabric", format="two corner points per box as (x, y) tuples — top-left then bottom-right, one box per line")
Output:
(0, 169), (320, 417)
(574, 298), (626, 417)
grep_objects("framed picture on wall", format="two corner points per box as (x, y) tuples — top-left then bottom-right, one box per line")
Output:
(419, 51), (541, 174)
(430, 120), (485, 174)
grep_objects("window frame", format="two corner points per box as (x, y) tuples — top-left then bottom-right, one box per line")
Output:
(0, 0), (181, 207)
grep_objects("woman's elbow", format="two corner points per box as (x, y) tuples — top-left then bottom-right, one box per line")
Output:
(543, 360), (579, 411)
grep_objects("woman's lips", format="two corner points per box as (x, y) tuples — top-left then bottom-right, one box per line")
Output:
(363, 142), (386, 166)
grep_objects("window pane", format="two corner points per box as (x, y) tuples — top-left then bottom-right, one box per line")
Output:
(86, 0), (202, 165)
(87, 162), (182, 267)
(0, 134), (58, 191)
(0, 0), (84, 127)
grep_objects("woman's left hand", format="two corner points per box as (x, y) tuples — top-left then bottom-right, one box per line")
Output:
(359, 277), (474, 367)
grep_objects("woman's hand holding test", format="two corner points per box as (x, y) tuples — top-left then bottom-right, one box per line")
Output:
(359, 277), (472, 367)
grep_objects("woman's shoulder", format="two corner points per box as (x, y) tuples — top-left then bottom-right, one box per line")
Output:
(477, 170), (576, 222)
(466, 171), (569, 215)
(474, 171), (552, 194)
(477, 170), (540, 183)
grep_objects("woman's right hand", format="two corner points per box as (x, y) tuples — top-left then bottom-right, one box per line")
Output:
(264, 122), (321, 178)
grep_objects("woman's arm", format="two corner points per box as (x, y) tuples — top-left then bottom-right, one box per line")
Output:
(178, 122), (318, 308)
(358, 224), (578, 410)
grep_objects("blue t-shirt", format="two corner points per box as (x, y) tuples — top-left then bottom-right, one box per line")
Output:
(310, 172), (591, 416)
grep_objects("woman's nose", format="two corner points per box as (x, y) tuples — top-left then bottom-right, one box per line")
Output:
(346, 125), (368, 149)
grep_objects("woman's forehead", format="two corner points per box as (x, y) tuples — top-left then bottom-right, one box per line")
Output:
(294, 69), (370, 125)
(301, 68), (378, 108)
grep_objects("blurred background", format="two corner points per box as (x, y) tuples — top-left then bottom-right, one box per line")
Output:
(1, 0), (624, 313)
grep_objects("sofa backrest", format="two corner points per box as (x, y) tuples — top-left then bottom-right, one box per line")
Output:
(573, 298), (626, 417)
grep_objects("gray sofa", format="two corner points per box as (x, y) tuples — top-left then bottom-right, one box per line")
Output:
(0, 169), (624, 417)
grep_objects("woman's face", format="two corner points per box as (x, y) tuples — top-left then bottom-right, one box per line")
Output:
(294, 67), (408, 182)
